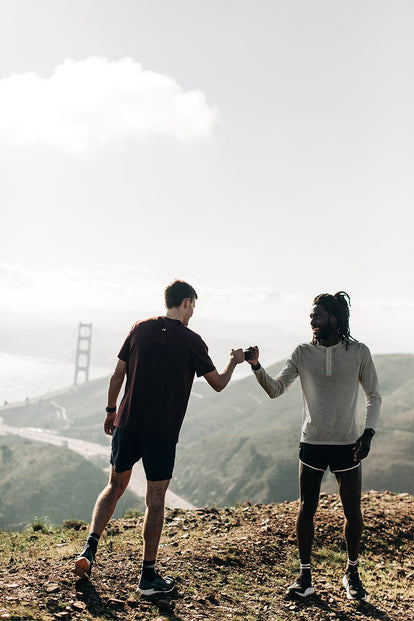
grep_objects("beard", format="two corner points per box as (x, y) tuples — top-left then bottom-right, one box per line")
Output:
(314, 324), (335, 341)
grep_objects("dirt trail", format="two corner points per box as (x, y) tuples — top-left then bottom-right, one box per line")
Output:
(0, 492), (412, 621)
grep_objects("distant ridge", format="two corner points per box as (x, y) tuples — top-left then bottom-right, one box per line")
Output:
(1, 353), (413, 513)
(0, 438), (143, 531)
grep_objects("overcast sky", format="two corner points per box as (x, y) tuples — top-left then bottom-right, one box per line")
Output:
(1, 0), (413, 364)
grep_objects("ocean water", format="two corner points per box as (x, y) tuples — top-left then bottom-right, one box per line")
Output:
(0, 351), (112, 405)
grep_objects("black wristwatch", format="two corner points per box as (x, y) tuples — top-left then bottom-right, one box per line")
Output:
(364, 428), (375, 438)
(105, 406), (116, 413)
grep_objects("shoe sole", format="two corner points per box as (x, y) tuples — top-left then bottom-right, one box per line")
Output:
(72, 557), (92, 580)
(342, 576), (367, 600)
(286, 586), (315, 598)
(138, 584), (175, 596)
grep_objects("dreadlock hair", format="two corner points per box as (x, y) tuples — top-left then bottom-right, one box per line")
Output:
(312, 291), (356, 349)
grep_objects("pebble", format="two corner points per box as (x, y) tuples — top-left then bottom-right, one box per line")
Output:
(72, 601), (85, 612)
(45, 583), (60, 593)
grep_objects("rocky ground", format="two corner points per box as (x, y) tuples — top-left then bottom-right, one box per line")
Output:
(0, 491), (412, 620)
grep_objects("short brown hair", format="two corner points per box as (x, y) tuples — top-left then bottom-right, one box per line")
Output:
(164, 280), (198, 309)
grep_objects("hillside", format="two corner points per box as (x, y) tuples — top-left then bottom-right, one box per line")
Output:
(1, 353), (413, 510)
(174, 353), (414, 505)
(0, 437), (144, 531)
(0, 492), (412, 620)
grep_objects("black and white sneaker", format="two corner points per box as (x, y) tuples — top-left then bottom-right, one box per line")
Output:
(286, 573), (315, 597)
(73, 545), (95, 580)
(343, 569), (367, 600)
(138, 573), (175, 596)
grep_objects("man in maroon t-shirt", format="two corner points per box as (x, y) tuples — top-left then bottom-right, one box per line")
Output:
(74, 280), (245, 594)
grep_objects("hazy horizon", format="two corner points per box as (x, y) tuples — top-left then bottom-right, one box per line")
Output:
(1, 1), (413, 375)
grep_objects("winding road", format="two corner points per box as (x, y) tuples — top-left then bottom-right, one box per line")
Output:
(0, 423), (195, 510)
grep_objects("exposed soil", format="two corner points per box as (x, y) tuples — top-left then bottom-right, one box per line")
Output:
(0, 491), (413, 620)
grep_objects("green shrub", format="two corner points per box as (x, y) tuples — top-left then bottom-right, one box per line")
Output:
(123, 508), (143, 519)
(62, 519), (87, 530)
(28, 516), (54, 533)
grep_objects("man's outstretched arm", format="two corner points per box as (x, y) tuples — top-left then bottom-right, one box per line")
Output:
(204, 348), (245, 392)
(104, 359), (127, 435)
(245, 345), (299, 398)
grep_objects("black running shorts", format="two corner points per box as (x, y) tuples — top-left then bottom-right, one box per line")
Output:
(299, 442), (360, 473)
(110, 426), (176, 481)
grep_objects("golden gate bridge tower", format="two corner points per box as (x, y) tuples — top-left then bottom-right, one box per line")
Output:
(74, 322), (92, 385)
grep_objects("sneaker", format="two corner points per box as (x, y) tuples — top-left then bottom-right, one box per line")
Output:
(72, 545), (95, 580)
(343, 569), (367, 600)
(286, 573), (315, 598)
(138, 572), (175, 596)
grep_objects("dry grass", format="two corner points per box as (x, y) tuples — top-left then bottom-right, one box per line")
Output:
(0, 491), (412, 621)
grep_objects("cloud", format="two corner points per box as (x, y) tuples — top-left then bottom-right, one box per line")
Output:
(0, 57), (219, 152)
(201, 285), (285, 307)
(0, 263), (33, 288)
(0, 264), (164, 314)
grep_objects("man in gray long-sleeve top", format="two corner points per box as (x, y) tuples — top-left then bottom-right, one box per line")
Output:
(245, 291), (381, 601)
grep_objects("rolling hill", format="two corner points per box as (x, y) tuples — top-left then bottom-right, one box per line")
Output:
(0, 436), (144, 531)
(1, 353), (413, 512)
(173, 353), (414, 505)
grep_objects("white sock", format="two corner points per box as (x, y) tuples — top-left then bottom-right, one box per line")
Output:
(347, 558), (359, 569)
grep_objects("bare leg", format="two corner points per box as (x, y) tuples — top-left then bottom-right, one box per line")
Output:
(90, 467), (132, 535)
(297, 463), (324, 564)
(335, 466), (363, 567)
(142, 479), (170, 562)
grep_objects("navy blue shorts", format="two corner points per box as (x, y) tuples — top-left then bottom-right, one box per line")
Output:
(110, 427), (176, 481)
(299, 442), (360, 473)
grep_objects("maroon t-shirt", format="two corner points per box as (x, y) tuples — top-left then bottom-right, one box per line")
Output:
(114, 316), (215, 442)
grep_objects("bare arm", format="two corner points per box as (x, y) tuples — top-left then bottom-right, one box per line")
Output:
(104, 359), (127, 435)
(204, 348), (245, 392)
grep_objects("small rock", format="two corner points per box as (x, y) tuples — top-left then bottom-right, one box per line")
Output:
(45, 583), (60, 593)
(72, 601), (85, 612)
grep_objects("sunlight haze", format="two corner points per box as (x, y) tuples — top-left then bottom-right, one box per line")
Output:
(1, 0), (413, 392)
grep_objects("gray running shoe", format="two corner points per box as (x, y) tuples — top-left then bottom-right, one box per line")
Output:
(138, 573), (175, 596)
(73, 546), (95, 580)
(343, 569), (367, 600)
(286, 573), (315, 597)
